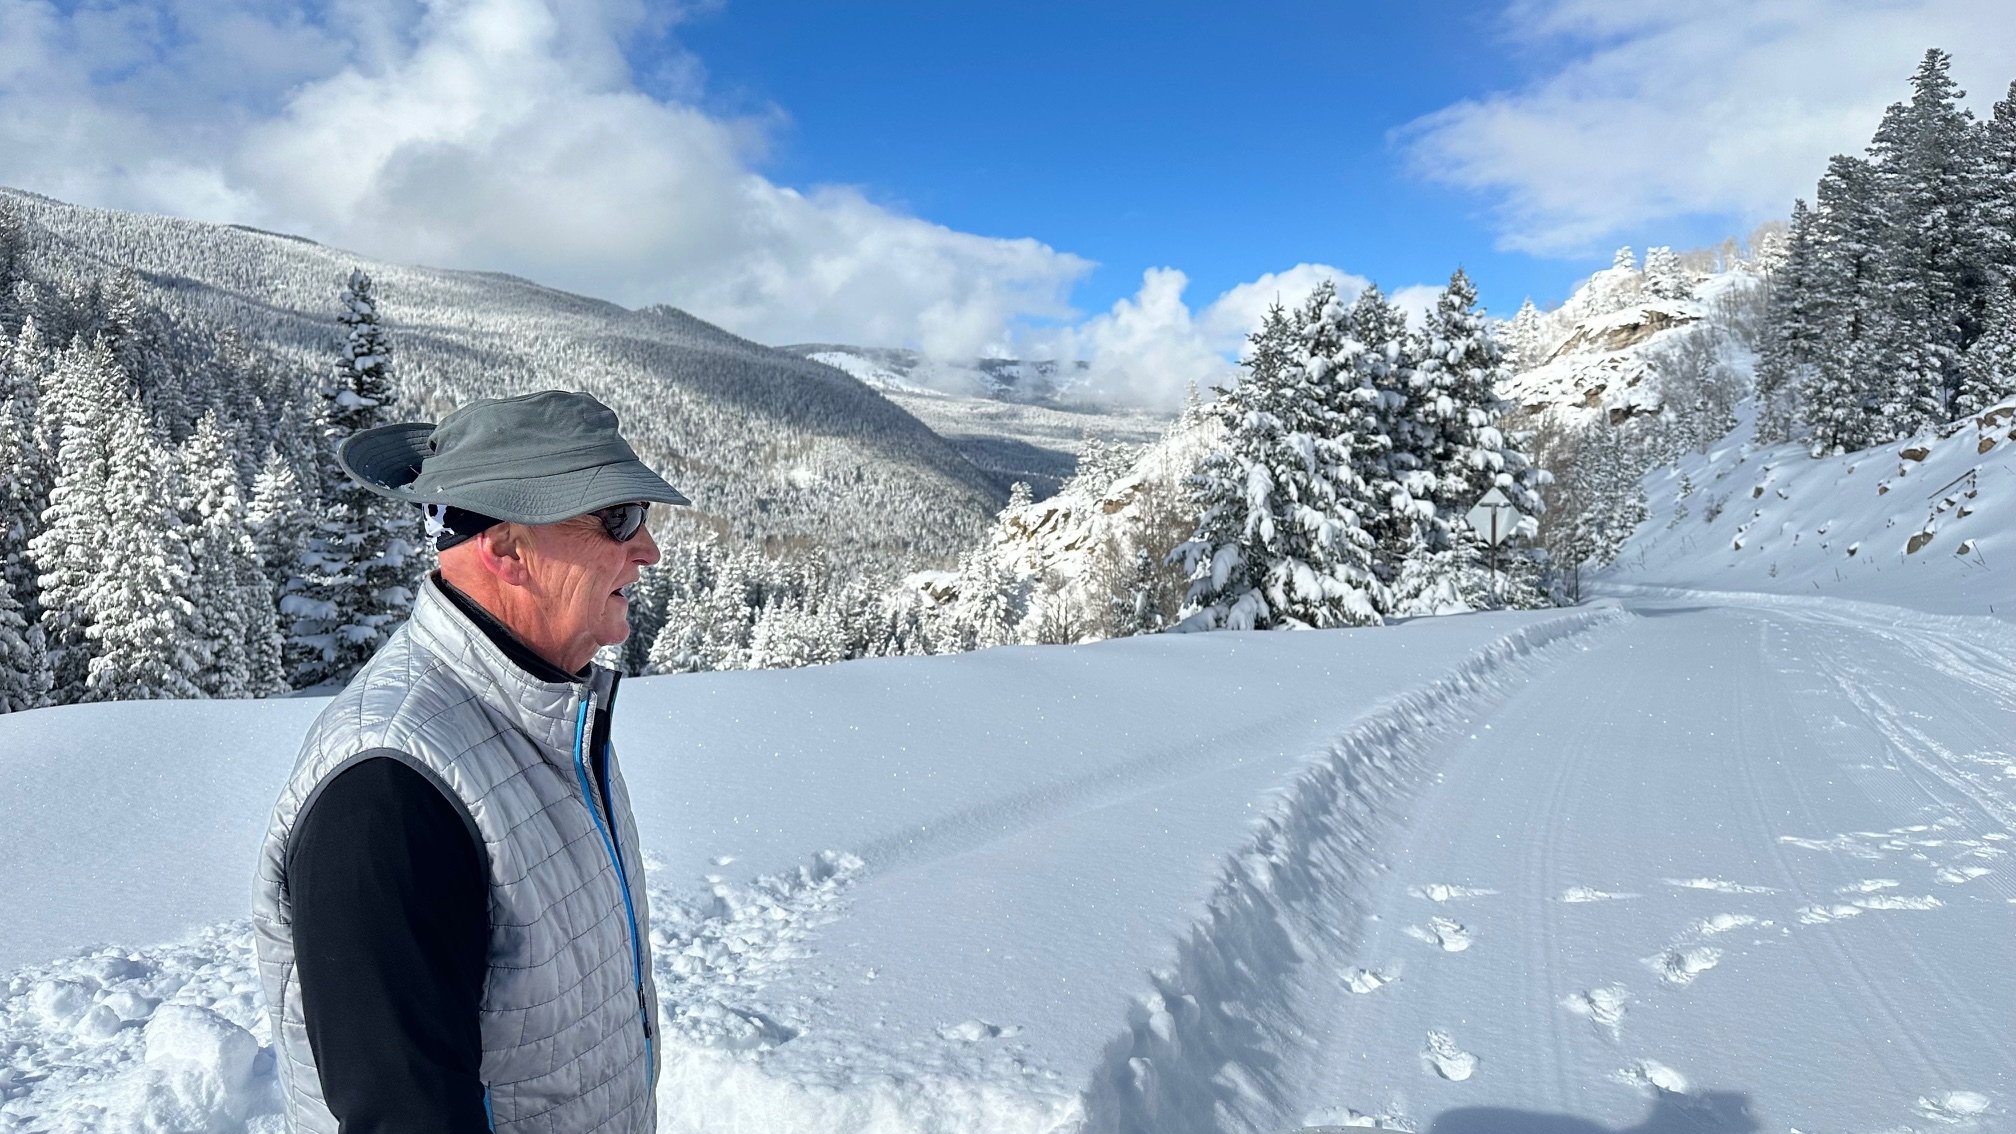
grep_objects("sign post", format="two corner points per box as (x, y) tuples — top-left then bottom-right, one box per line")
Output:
(1464, 487), (1529, 606)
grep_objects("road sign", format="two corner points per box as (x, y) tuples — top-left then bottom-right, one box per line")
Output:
(1465, 487), (1528, 548)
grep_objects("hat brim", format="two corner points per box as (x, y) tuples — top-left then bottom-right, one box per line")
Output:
(338, 421), (692, 523)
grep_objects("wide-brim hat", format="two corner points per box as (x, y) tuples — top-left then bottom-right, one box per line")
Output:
(337, 390), (690, 523)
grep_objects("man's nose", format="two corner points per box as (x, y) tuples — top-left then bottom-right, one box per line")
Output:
(633, 524), (661, 567)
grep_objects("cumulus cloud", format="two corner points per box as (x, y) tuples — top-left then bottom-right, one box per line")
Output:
(0, 0), (1089, 353)
(1028, 263), (1441, 411)
(1400, 0), (2016, 256)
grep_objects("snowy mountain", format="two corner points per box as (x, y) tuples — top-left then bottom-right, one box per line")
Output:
(1, 189), (1004, 563)
(782, 344), (1094, 405)
(1499, 257), (1764, 430)
(779, 344), (1172, 498)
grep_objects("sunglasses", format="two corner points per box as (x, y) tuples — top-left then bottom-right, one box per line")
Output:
(592, 502), (650, 542)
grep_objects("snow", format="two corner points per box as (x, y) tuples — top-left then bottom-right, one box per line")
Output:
(5, 576), (2014, 1132)
(1603, 398), (2016, 618)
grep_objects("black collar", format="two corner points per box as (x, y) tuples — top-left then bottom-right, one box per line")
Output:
(433, 573), (588, 685)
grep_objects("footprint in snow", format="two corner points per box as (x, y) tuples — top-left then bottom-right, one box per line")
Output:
(1563, 985), (1629, 1039)
(1644, 945), (1721, 986)
(1342, 966), (1399, 994)
(1296, 1106), (1417, 1131)
(1422, 1030), (1478, 1081)
(1557, 886), (1639, 904)
(1404, 917), (1474, 953)
(1837, 878), (1900, 894)
(936, 1019), (1021, 1042)
(1935, 865), (1994, 885)
(1853, 893), (1943, 911)
(1407, 883), (1499, 903)
(1613, 1059), (1689, 1096)
(1691, 913), (1760, 937)
(1798, 904), (1864, 925)
(1917, 1090), (1992, 1124)
(1662, 877), (1779, 895)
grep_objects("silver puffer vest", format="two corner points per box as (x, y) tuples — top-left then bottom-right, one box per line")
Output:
(253, 577), (660, 1133)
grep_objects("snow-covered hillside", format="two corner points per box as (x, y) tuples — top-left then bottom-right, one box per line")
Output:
(1, 189), (1004, 562)
(1602, 398), (2016, 617)
(1500, 255), (1765, 430)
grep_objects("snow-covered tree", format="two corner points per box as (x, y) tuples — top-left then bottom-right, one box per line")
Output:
(1333, 285), (1430, 583)
(1802, 155), (1886, 454)
(289, 269), (423, 687)
(1643, 246), (1693, 301)
(1173, 296), (1381, 630)
(1503, 298), (1550, 372)
(30, 338), (126, 700)
(183, 412), (286, 697)
(1865, 48), (1994, 422)
(80, 397), (205, 702)
(1958, 282), (2016, 414)
(1983, 79), (2016, 289)
(1754, 200), (1824, 444)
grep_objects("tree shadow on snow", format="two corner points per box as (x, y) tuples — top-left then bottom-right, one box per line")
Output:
(1425, 1090), (1758, 1134)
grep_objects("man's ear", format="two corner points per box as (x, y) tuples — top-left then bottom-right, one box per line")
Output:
(474, 524), (533, 588)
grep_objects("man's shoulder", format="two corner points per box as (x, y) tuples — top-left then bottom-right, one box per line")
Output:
(302, 622), (488, 760)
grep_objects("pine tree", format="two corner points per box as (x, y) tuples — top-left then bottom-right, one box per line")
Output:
(1643, 247), (1692, 301)
(1958, 282), (2016, 414)
(184, 413), (287, 696)
(1174, 296), (1381, 630)
(0, 199), (22, 335)
(1755, 200), (1824, 444)
(1337, 285), (1430, 583)
(1802, 155), (1886, 454)
(291, 269), (423, 687)
(30, 338), (125, 700)
(1865, 49), (1994, 423)
(1504, 298), (1549, 371)
(1413, 270), (1544, 595)
(1983, 79), (2016, 288)
(80, 397), (205, 701)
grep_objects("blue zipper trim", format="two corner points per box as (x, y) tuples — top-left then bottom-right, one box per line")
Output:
(482, 1087), (494, 1130)
(571, 698), (654, 1081)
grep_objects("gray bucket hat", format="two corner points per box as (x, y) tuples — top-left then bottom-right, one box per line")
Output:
(337, 390), (690, 523)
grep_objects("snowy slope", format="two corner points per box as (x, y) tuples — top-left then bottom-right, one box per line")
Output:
(1, 609), (1613, 1133)
(1601, 399), (2016, 618)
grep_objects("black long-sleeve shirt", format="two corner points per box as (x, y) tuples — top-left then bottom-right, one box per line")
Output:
(288, 576), (590, 1132)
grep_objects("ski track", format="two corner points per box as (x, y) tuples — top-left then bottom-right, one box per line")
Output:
(1294, 598), (2016, 1134)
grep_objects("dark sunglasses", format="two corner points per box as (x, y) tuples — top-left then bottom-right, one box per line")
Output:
(592, 502), (650, 542)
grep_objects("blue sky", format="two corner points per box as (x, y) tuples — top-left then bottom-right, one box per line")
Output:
(668, 1), (1574, 315)
(2, 0), (2014, 405)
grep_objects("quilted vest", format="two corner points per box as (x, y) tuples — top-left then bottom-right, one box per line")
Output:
(253, 576), (660, 1133)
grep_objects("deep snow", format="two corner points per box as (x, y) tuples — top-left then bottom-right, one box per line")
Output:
(3, 593), (2012, 1134)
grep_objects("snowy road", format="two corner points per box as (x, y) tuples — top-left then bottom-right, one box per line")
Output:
(1299, 597), (2016, 1133)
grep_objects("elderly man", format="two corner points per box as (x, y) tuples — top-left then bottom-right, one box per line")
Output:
(254, 390), (685, 1134)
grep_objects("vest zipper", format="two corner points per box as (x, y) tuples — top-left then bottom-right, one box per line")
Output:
(572, 693), (656, 1083)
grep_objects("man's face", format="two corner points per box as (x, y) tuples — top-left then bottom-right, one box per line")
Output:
(517, 507), (660, 667)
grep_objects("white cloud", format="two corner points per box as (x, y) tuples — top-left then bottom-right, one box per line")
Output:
(1401, 0), (2016, 256)
(1030, 264), (1448, 411)
(0, 0), (1090, 354)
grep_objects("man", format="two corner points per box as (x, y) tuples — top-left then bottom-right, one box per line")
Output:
(253, 390), (687, 1133)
